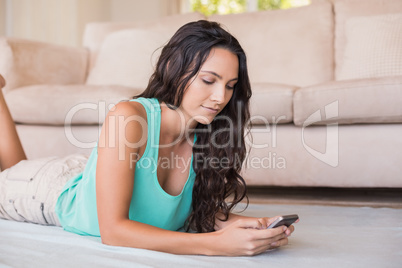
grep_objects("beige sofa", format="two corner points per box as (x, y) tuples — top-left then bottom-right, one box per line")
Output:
(1, 0), (401, 187)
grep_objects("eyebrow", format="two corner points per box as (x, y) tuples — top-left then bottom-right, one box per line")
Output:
(200, 70), (238, 82)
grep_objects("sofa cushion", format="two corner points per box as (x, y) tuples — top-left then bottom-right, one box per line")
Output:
(5, 85), (142, 125)
(0, 38), (88, 93)
(209, 1), (334, 87)
(293, 76), (402, 126)
(334, 0), (402, 80)
(249, 83), (297, 125)
(86, 29), (168, 88)
(337, 13), (402, 81)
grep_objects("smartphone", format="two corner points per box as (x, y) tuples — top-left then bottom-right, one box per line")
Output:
(267, 214), (299, 229)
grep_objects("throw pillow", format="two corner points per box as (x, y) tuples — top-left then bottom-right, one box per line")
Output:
(337, 13), (402, 80)
(86, 29), (168, 88)
(209, 1), (334, 87)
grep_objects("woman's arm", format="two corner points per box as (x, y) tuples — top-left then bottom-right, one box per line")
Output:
(96, 102), (289, 256)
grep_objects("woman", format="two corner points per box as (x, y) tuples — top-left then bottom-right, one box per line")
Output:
(0, 20), (295, 256)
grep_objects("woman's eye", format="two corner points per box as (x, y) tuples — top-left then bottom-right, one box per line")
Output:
(226, 84), (235, 90)
(202, 79), (214, 85)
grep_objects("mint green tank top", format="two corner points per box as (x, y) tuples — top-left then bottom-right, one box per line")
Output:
(55, 98), (197, 236)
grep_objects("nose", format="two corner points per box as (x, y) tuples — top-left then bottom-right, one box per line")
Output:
(210, 85), (226, 104)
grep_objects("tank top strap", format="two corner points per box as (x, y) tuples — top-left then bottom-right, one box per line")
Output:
(129, 98), (161, 159)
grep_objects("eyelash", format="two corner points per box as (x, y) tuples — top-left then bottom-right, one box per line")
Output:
(203, 80), (214, 85)
(202, 79), (235, 90)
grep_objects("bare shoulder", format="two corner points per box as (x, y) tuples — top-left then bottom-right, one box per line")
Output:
(100, 100), (148, 147)
(108, 100), (147, 119)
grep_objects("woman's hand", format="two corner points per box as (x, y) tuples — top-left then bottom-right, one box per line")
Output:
(258, 216), (296, 235)
(209, 217), (295, 256)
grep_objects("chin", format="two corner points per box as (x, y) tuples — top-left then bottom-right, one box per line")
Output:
(196, 118), (213, 125)
(189, 110), (216, 125)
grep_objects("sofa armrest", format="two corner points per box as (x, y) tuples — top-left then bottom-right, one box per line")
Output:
(0, 37), (88, 93)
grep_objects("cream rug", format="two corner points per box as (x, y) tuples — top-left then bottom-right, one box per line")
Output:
(0, 203), (401, 268)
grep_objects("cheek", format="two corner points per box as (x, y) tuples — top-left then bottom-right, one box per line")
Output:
(226, 90), (234, 102)
(193, 80), (209, 92)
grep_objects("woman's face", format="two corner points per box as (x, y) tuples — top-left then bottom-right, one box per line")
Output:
(180, 47), (239, 126)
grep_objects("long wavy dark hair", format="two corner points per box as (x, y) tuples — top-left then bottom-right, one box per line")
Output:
(135, 20), (252, 233)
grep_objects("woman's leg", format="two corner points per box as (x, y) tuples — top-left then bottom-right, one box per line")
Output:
(0, 74), (27, 170)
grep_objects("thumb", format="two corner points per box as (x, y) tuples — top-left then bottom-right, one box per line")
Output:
(235, 218), (263, 229)
(266, 216), (281, 226)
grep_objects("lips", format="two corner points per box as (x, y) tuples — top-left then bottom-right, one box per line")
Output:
(201, 105), (219, 113)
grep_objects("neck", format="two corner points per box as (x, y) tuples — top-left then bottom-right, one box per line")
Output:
(159, 102), (197, 146)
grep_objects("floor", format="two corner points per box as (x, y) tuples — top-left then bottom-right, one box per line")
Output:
(2, 201), (401, 267)
(245, 186), (402, 208)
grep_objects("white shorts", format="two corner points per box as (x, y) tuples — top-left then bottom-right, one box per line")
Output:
(0, 154), (88, 226)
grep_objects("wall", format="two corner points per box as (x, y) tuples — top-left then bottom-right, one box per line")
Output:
(76, 0), (112, 46)
(0, 0), (181, 47)
(110, 0), (180, 23)
(7, 0), (79, 46)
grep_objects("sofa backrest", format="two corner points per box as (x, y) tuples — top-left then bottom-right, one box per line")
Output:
(209, 0), (334, 87)
(83, 12), (206, 70)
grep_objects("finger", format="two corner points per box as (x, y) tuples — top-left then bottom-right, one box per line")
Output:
(251, 231), (289, 254)
(250, 237), (280, 255)
(269, 237), (289, 249)
(253, 242), (275, 255)
(286, 224), (295, 236)
(270, 229), (289, 243)
(255, 236), (289, 254)
(261, 227), (289, 245)
(254, 225), (288, 241)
